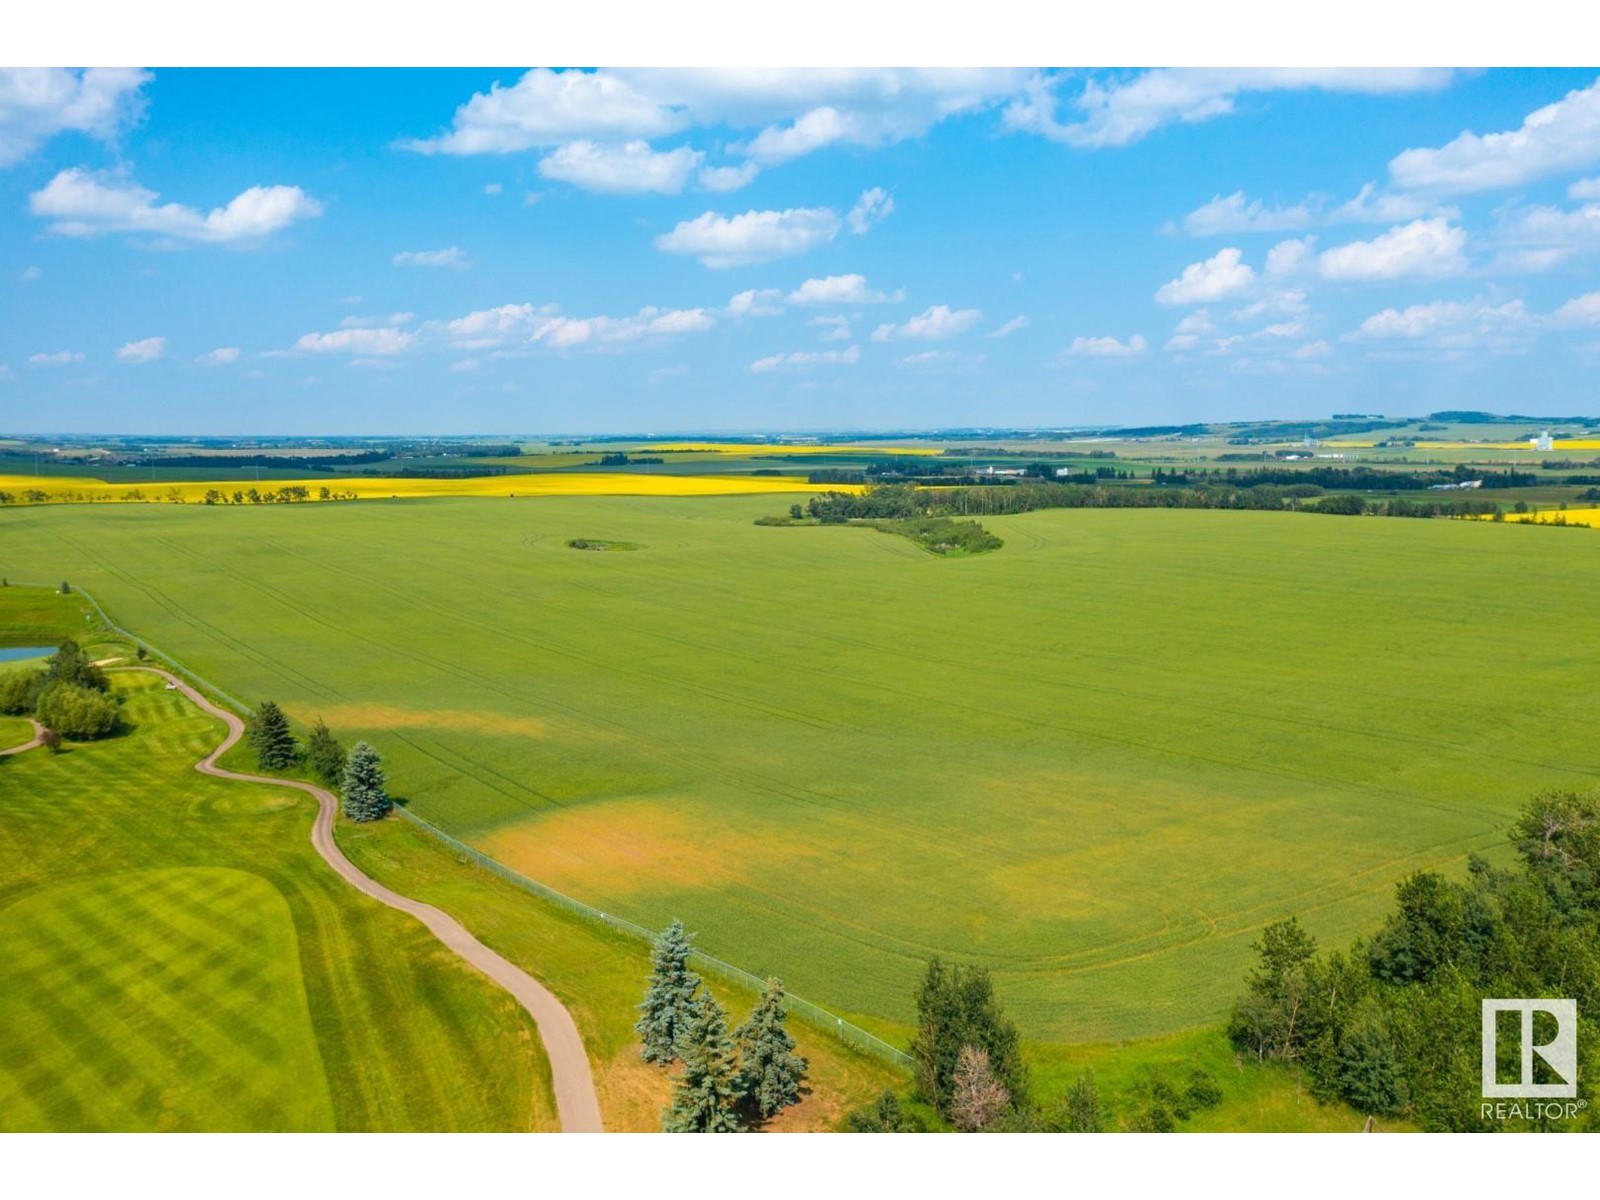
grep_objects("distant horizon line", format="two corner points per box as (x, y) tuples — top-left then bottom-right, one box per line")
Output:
(7, 410), (1600, 444)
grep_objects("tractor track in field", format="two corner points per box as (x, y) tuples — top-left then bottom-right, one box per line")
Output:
(111, 665), (604, 1134)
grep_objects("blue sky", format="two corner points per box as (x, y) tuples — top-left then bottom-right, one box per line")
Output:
(4, 67), (1600, 435)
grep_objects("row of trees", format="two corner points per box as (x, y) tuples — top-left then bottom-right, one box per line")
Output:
(0, 639), (119, 739)
(1229, 788), (1600, 1131)
(245, 702), (390, 822)
(636, 921), (809, 1131)
(797, 482), (1508, 525)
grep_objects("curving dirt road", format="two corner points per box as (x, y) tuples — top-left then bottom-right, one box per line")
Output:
(122, 666), (605, 1133)
(1, 718), (44, 757)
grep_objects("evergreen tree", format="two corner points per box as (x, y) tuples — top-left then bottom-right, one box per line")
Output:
(305, 718), (348, 788)
(636, 920), (703, 1063)
(909, 958), (1026, 1118)
(734, 977), (808, 1118)
(247, 700), (299, 770)
(661, 990), (743, 1133)
(340, 740), (391, 822)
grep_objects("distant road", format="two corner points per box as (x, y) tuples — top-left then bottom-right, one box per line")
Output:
(120, 666), (605, 1134)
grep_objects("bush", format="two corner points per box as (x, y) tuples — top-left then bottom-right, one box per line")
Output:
(33, 681), (119, 739)
(0, 669), (43, 714)
(44, 640), (109, 693)
(39, 727), (63, 753)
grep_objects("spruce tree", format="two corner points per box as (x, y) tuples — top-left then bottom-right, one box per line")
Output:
(306, 718), (347, 788)
(636, 919), (702, 1063)
(661, 990), (743, 1133)
(734, 977), (808, 1118)
(340, 740), (391, 822)
(247, 700), (299, 770)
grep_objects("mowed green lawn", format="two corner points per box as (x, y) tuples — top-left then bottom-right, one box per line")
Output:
(2, 499), (1597, 1043)
(0, 659), (553, 1131)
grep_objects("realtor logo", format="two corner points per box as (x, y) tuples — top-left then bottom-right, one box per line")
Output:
(1481, 999), (1578, 1099)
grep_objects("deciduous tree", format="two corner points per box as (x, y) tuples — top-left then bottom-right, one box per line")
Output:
(909, 958), (1026, 1118)
(949, 1046), (1010, 1132)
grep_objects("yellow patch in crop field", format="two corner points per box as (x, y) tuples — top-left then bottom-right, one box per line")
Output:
(299, 703), (550, 740)
(1412, 439), (1600, 451)
(0, 471), (846, 505)
(1502, 507), (1600, 527)
(648, 442), (942, 456)
(481, 798), (810, 899)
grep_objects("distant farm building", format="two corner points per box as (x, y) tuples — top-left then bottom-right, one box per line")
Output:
(1533, 430), (1555, 451)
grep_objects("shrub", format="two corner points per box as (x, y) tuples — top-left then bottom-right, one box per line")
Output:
(0, 669), (43, 714)
(33, 681), (119, 739)
(39, 727), (63, 753)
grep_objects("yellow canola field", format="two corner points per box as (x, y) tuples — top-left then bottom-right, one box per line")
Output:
(1504, 507), (1600, 527)
(649, 442), (943, 456)
(1324, 438), (1600, 451)
(0, 472), (853, 505)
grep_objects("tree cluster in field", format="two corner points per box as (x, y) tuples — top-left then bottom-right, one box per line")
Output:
(635, 921), (809, 1132)
(1154, 465), (1538, 492)
(201, 486), (359, 505)
(795, 481), (1507, 525)
(0, 639), (118, 740)
(843, 956), (1224, 1132)
(1229, 788), (1600, 1131)
(244, 702), (387, 821)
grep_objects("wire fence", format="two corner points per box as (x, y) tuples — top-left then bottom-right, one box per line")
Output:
(38, 579), (913, 1072)
(391, 806), (913, 1070)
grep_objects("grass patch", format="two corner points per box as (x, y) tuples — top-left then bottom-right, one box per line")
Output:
(566, 538), (643, 552)
(1, 498), (1596, 1048)
(0, 591), (553, 1131)
(336, 813), (902, 1130)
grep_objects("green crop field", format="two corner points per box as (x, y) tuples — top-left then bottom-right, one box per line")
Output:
(0, 641), (554, 1131)
(2, 497), (1597, 1046)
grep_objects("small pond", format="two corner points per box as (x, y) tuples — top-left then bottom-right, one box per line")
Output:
(0, 647), (52, 664)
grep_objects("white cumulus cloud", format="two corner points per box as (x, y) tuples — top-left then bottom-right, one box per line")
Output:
(987, 316), (1029, 339)
(538, 140), (703, 194)
(786, 273), (900, 305)
(116, 336), (165, 364)
(1176, 191), (1315, 237)
(847, 187), (894, 234)
(393, 247), (468, 269)
(0, 68), (150, 167)
(871, 305), (982, 341)
(1389, 76), (1600, 195)
(1318, 218), (1468, 281)
(295, 328), (418, 356)
(441, 303), (715, 351)
(1155, 247), (1256, 305)
(28, 350), (83, 366)
(29, 168), (321, 244)
(197, 347), (241, 365)
(1007, 68), (1453, 150)
(750, 344), (861, 372)
(1062, 334), (1148, 358)
(655, 206), (842, 268)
